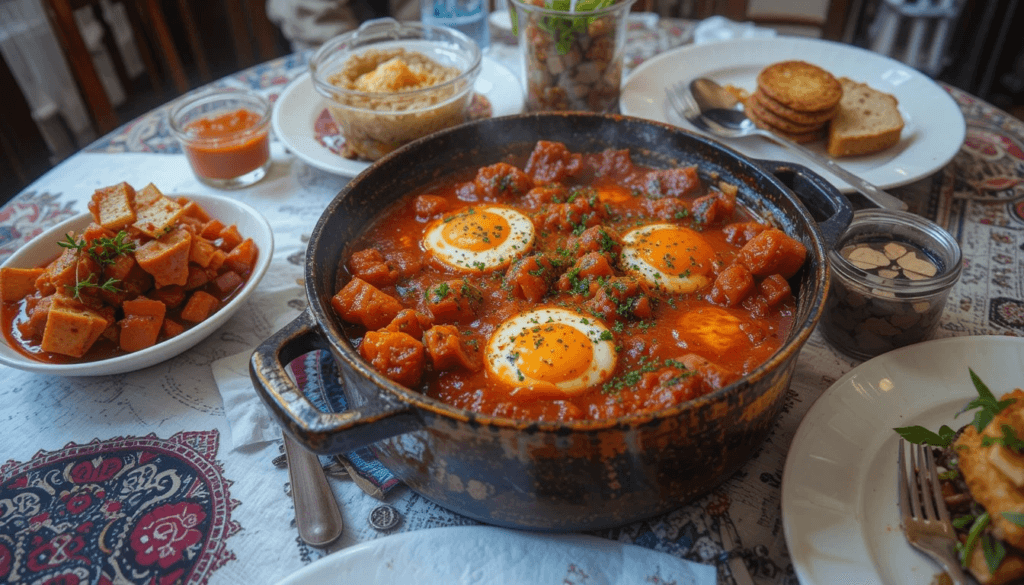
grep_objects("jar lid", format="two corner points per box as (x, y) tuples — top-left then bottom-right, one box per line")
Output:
(828, 209), (962, 296)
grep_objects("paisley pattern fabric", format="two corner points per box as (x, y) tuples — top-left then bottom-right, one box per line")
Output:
(0, 431), (239, 585)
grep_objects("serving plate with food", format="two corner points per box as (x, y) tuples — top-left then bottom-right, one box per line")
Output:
(251, 112), (852, 530)
(619, 36), (966, 193)
(0, 187), (273, 376)
(273, 49), (524, 177)
(782, 335), (1024, 585)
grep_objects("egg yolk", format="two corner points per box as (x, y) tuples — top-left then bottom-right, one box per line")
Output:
(676, 306), (746, 355)
(596, 185), (632, 204)
(511, 323), (593, 384)
(635, 227), (716, 277)
(441, 209), (510, 252)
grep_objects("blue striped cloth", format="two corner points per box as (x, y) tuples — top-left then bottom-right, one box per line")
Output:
(289, 349), (400, 494)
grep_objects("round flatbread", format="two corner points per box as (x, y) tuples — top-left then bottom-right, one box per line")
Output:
(747, 106), (825, 143)
(747, 94), (826, 134)
(753, 89), (837, 126)
(757, 61), (842, 113)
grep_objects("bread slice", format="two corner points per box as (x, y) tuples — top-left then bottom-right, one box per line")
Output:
(827, 78), (904, 157)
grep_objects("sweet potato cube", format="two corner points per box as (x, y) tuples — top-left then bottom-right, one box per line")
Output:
(135, 228), (192, 287)
(133, 184), (185, 238)
(81, 223), (115, 246)
(185, 266), (211, 290)
(119, 315), (163, 352)
(104, 253), (135, 281)
(708, 263), (754, 307)
(207, 250), (227, 272)
(759, 273), (792, 307)
(100, 320), (119, 343)
(737, 228), (808, 279)
(181, 290), (220, 322)
(201, 219), (225, 240)
(0, 267), (44, 302)
(123, 297), (166, 319)
(179, 199), (211, 223)
(212, 271), (244, 295)
(162, 318), (185, 338)
(177, 214), (204, 232)
(89, 182), (137, 230)
(189, 237), (219, 268)
(224, 239), (257, 275)
(331, 277), (402, 330)
(218, 224), (243, 251)
(119, 297), (166, 352)
(36, 246), (79, 296)
(19, 295), (52, 340)
(40, 296), (110, 357)
(150, 285), (186, 308)
(120, 263), (155, 297)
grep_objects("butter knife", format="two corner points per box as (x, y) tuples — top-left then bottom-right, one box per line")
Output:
(283, 432), (344, 547)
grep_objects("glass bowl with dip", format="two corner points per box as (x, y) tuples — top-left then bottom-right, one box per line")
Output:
(169, 88), (272, 189)
(308, 18), (482, 162)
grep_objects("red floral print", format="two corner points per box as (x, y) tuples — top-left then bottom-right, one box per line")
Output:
(130, 502), (206, 568)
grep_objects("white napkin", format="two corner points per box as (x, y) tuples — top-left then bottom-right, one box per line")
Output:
(277, 525), (717, 584)
(212, 349), (282, 449)
(211, 282), (304, 449)
(693, 15), (776, 44)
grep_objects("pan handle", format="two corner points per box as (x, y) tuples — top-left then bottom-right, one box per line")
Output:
(757, 160), (853, 249)
(249, 308), (422, 455)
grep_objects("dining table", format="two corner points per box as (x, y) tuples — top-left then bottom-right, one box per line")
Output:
(2, 13), (1024, 585)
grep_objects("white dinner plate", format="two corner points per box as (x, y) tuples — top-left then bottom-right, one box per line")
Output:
(273, 525), (714, 584)
(0, 193), (273, 377)
(781, 335), (1024, 585)
(619, 37), (966, 193)
(272, 58), (525, 177)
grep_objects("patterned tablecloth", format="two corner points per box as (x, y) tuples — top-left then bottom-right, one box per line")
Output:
(2, 16), (1024, 585)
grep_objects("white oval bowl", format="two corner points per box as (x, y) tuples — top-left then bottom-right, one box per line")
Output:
(0, 193), (273, 376)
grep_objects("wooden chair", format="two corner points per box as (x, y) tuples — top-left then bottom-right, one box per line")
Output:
(0, 51), (52, 206)
(41, 0), (286, 136)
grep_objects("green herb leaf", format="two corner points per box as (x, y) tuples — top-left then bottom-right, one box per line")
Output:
(58, 233), (84, 251)
(958, 368), (1017, 431)
(893, 424), (956, 447)
(982, 533), (1006, 574)
(958, 512), (990, 567)
(1002, 511), (1024, 527)
(982, 424), (1024, 454)
(952, 515), (976, 529)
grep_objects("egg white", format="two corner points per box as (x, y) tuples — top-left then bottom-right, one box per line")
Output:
(620, 223), (717, 294)
(423, 205), (535, 273)
(485, 307), (617, 395)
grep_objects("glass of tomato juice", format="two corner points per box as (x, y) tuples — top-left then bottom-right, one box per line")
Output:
(169, 88), (272, 189)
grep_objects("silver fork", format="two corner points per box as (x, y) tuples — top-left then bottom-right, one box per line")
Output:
(897, 438), (970, 584)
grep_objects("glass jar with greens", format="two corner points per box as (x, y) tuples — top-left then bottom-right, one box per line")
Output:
(509, 0), (635, 112)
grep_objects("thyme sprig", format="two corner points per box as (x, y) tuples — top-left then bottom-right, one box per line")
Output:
(59, 230), (135, 267)
(66, 273), (122, 301)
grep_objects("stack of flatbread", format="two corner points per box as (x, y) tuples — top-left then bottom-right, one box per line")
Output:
(738, 60), (905, 158)
(747, 60), (841, 144)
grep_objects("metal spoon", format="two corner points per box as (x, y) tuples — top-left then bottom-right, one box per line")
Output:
(679, 78), (908, 212)
(283, 432), (344, 547)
